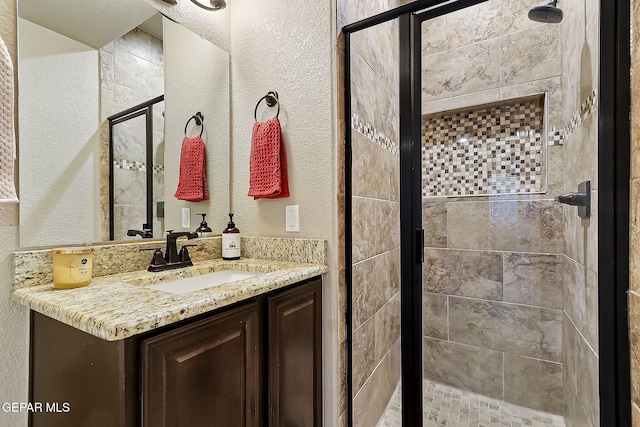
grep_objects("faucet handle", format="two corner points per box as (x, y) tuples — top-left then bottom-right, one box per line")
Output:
(179, 244), (197, 263)
(140, 247), (166, 268)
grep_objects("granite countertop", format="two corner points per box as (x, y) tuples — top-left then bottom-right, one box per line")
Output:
(10, 258), (327, 341)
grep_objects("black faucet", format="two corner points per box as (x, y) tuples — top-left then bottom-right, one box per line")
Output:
(127, 229), (153, 239)
(164, 230), (199, 264)
(142, 230), (199, 272)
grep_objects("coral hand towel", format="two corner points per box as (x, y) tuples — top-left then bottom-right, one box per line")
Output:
(174, 135), (209, 202)
(0, 35), (18, 203)
(248, 117), (289, 199)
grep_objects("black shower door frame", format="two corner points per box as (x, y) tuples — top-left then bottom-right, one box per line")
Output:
(343, 0), (631, 425)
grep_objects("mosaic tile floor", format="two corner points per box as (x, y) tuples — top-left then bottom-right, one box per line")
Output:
(376, 380), (566, 427)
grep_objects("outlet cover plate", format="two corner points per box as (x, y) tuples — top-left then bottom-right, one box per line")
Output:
(182, 208), (191, 228)
(286, 205), (299, 232)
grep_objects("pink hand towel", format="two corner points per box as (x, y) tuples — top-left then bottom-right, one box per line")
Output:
(248, 117), (289, 199)
(174, 135), (209, 202)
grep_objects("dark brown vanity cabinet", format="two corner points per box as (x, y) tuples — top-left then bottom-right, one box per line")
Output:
(268, 280), (322, 427)
(29, 277), (322, 427)
(142, 302), (262, 427)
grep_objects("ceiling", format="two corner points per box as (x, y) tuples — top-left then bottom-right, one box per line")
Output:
(19, 0), (159, 49)
(138, 13), (164, 40)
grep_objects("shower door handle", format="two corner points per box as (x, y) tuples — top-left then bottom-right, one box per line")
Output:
(416, 228), (424, 263)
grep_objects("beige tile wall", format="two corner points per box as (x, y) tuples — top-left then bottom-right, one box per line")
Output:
(349, 17), (402, 427)
(560, 0), (600, 425)
(422, 209), (565, 413)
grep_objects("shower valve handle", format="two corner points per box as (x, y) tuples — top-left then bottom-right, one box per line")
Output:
(555, 180), (591, 218)
(555, 192), (588, 206)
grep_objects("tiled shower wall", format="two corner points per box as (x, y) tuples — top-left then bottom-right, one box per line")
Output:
(349, 19), (401, 427)
(559, 0), (599, 425)
(631, 0), (640, 422)
(99, 27), (165, 240)
(422, 205), (565, 413)
(421, 0), (599, 424)
(421, 0), (566, 415)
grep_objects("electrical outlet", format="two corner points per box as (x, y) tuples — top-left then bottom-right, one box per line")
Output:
(182, 208), (191, 228)
(285, 205), (299, 232)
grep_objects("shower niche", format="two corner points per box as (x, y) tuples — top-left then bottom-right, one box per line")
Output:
(422, 94), (551, 199)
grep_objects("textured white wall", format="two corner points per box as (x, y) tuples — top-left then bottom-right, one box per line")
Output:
(163, 18), (231, 234)
(228, 0), (338, 423)
(3, 1), (338, 425)
(18, 18), (100, 247)
(0, 1), (29, 426)
(143, 0), (230, 53)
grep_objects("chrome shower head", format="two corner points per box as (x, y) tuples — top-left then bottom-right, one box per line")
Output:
(528, 0), (563, 23)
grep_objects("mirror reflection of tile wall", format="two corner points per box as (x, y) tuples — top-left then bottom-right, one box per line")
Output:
(99, 27), (165, 240)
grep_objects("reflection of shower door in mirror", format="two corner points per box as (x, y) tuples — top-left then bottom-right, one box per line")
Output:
(108, 95), (165, 241)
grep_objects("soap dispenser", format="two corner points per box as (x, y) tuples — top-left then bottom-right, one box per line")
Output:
(222, 213), (241, 260)
(195, 213), (214, 237)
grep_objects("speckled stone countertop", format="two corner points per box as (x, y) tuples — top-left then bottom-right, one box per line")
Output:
(10, 258), (326, 341)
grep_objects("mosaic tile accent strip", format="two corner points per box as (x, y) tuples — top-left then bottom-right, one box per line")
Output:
(376, 380), (566, 427)
(547, 129), (564, 146)
(113, 158), (165, 174)
(422, 99), (546, 198)
(564, 87), (598, 141)
(352, 113), (399, 156)
(113, 158), (146, 172)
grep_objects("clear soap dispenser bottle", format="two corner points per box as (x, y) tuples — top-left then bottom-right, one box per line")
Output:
(222, 213), (240, 260)
(195, 213), (214, 237)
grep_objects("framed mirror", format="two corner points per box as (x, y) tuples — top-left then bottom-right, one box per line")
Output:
(17, 0), (230, 247)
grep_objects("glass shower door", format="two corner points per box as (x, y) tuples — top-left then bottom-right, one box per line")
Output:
(344, 0), (629, 425)
(418, 1), (599, 425)
(111, 112), (150, 241)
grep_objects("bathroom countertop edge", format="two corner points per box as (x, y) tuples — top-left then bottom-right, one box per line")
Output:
(10, 259), (327, 341)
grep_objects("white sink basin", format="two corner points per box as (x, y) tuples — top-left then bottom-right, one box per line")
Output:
(145, 270), (263, 294)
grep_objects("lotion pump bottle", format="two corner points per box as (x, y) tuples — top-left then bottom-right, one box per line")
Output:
(195, 213), (214, 237)
(222, 213), (240, 260)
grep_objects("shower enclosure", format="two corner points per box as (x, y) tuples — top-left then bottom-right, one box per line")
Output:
(108, 95), (165, 240)
(343, 0), (630, 426)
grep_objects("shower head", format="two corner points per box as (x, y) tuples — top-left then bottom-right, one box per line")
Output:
(528, 0), (563, 23)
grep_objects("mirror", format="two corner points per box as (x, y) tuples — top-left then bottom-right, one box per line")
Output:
(17, 0), (230, 247)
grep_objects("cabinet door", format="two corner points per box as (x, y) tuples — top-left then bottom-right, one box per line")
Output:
(268, 279), (322, 427)
(30, 312), (136, 427)
(142, 302), (262, 427)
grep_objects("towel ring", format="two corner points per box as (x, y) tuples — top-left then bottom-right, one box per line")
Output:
(184, 112), (204, 137)
(254, 91), (280, 121)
